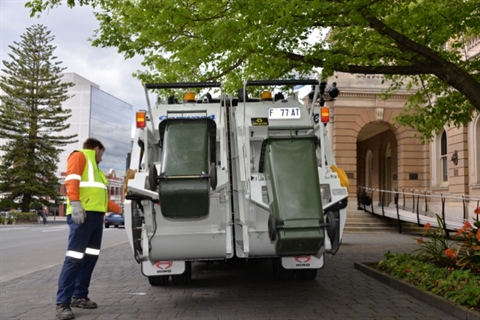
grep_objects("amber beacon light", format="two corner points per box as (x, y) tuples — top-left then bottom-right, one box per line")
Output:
(184, 92), (196, 102)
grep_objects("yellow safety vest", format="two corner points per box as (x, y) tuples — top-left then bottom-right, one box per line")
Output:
(66, 149), (108, 214)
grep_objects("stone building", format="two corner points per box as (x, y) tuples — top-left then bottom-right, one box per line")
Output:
(327, 67), (480, 221)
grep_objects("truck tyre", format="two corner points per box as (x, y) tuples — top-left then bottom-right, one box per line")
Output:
(148, 275), (169, 286)
(148, 163), (158, 192)
(172, 261), (192, 284)
(268, 214), (277, 241)
(295, 269), (318, 280)
(272, 258), (294, 280)
(210, 162), (217, 190)
(326, 211), (338, 241)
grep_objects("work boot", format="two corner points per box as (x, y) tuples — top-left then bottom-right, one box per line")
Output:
(71, 297), (98, 309)
(55, 304), (74, 320)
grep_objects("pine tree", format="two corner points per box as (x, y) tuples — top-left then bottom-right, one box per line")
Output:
(0, 24), (77, 212)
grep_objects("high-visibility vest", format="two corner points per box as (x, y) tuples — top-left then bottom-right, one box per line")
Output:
(66, 149), (108, 214)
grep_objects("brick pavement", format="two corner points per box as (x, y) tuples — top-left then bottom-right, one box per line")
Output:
(0, 232), (470, 320)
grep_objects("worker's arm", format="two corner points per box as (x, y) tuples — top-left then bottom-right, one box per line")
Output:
(107, 200), (122, 214)
(65, 151), (86, 202)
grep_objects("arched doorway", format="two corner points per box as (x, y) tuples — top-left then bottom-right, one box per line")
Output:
(356, 122), (398, 204)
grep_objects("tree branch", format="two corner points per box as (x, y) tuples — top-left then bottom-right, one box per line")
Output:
(283, 52), (433, 75)
(206, 55), (247, 81)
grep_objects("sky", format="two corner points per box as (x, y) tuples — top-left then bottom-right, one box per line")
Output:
(0, 0), (151, 111)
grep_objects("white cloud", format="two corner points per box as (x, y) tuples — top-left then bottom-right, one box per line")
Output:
(0, 1), (151, 110)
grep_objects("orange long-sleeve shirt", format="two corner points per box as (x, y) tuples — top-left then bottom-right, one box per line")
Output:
(65, 151), (122, 214)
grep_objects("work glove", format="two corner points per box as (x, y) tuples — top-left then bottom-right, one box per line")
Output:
(71, 201), (86, 224)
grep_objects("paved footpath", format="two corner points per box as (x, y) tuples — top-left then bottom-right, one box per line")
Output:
(0, 232), (470, 320)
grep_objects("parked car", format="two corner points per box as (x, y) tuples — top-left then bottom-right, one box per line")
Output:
(104, 212), (124, 228)
(0, 211), (10, 219)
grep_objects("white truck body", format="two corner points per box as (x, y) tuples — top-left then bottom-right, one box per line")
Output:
(123, 80), (348, 284)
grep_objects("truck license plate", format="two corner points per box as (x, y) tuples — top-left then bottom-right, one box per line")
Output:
(268, 107), (301, 119)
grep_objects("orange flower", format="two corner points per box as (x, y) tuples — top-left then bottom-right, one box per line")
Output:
(444, 248), (457, 260)
(461, 221), (473, 231)
(477, 230), (480, 242)
(474, 206), (480, 214)
(417, 237), (424, 245)
(424, 222), (431, 230)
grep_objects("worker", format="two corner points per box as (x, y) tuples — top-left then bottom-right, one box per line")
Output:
(55, 138), (123, 320)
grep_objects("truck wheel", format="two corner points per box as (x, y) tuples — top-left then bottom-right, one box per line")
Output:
(272, 258), (294, 280)
(148, 275), (170, 286)
(268, 214), (277, 241)
(148, 163), (158, 192)
(295, 269), (318, 280)
(172, 261), (192, 284)
(326, 211), (338, 240)
(105, 224), (110, 228)
(210, 162), (217, 190)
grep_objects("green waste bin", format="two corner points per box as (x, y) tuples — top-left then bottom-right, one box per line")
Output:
(158, 118), (215, 218)
(263, 136), (324, 255)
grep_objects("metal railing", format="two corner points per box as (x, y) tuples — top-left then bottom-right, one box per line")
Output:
(357, 186), (480, 237)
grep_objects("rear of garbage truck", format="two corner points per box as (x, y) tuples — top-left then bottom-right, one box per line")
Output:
(123, 80), (348, 285)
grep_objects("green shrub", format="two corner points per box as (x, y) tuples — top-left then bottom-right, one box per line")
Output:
(378, 211), (480, 310)
(14, 212), (37, 223)
(413, 214), (480, 273)
(2, 212), (37, 224)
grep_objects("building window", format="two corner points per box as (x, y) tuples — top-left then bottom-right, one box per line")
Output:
(440, 130), (448, 183)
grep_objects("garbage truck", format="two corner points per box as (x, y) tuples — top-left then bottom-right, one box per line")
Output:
(123, 80), (349, 285)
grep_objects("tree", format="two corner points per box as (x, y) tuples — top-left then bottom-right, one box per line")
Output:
(0, 24), (77, 212)
(26, 0), (480, 139)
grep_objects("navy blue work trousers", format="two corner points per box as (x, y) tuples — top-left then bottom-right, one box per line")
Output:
(56, 212), (104, 305)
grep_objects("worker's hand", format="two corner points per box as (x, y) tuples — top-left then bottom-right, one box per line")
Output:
(71, 201), (85, 224)
(118, 208), (124, 215)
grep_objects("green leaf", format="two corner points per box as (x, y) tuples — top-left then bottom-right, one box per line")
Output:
(25, 0), (480, 140)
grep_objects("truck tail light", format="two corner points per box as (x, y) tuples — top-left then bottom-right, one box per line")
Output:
(321, 107), (330, 123)
(136, 111), (147, 128)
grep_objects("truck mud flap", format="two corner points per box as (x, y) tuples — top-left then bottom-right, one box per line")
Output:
(142, 260), (185, 276)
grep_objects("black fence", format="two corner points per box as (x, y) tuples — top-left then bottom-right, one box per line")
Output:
(357, 186), (480, 237)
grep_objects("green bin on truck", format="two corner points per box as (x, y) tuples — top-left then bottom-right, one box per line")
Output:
(158, 118), (216, 219)
(261, 135), (324, 256)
